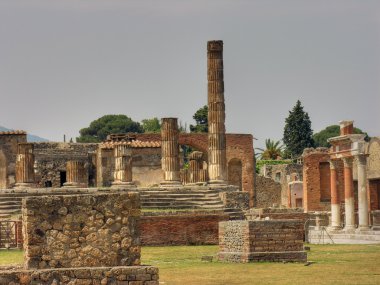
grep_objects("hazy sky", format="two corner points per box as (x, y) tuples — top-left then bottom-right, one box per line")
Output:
(1, 0), (379, 148)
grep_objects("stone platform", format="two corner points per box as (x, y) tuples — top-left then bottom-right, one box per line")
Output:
(0, 266), (158, 285)
(218, 220), (307, 263)
(308, 227), (380, 244)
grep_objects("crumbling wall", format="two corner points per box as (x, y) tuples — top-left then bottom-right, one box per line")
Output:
(218, 220), (306, 263)
(0, 132), (27, 188)
(23, 193), (141, 269)
(33, 142), (98, 188)
(255, 175), (281, 208)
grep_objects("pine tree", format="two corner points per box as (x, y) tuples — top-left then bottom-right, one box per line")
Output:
(283, 100), (314, 158)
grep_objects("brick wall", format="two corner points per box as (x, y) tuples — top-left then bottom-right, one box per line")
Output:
(218, 220), (306, 262)
(140, 213), (229, 246)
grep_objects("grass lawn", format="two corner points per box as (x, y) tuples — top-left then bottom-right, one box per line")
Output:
(1, 244), (379, 285)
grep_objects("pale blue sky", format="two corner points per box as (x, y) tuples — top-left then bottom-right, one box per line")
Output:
(0, 0), (379, 148)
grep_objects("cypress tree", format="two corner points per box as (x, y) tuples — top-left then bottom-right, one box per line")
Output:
(283, 100), (314, 158)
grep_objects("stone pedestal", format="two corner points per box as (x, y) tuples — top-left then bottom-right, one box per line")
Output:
(343, 157), (355, 232)
(329, 160), (341, 230)
(111, 144), (136, 189)
(356, 155), (370, 231)
(207, 40), (227, 185)
(14, 143), (35, 189)
(372, 210), (380, 230)
(160, 118), (182, 187)
(63, 161), (86, 188)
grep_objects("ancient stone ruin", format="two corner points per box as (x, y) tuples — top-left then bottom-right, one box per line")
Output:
(0, 192), (159, 284)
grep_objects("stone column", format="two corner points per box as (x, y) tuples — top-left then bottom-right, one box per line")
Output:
(329, 160), (341, 230)
(207, 40), (227, 184)
(63, 161), (86, 188)
(112, 143), (135, 189)
(342, 157), (355, 231)
(189, 151), (203, 184)
(160, 118), (181, 187)
(15, 143), (35, 189)
(356, 154), (369, 230)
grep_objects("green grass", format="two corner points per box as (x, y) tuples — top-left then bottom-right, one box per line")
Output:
(141, 244), (380, 285)
(1, 245), (380, 285)
(0, 249), (23, 266)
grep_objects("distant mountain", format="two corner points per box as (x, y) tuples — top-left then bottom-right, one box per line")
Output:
(0, 126), (49, 142)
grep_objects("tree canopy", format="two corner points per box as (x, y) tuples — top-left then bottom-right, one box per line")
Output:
(141, 117), (161, 133)
(76, 114), (143, 142)
(313, 125), (369, 147)
(190, 105), (208, 133)
(256, 139), (284, 160)
(283, 100), (314, 158)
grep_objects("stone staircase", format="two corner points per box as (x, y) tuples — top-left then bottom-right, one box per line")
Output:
(0, 197), (22, 219)
(308, 227), (380, 244)
(140, 189), (244, 220)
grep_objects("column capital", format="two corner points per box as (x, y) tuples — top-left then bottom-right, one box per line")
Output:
(354, 154), (368, 166)
(329, 159), (339, 170)
(342, 157), (354, 168)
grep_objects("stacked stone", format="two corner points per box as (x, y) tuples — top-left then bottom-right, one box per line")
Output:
(207, 40), (227, 184)
(63, 160), (86, 188)
(15, 143), (35, 189)
(112, 143), (135, 188)
(160, 118), (181, 187)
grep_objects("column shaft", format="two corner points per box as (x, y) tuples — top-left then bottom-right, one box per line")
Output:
(343, 157), (355, 231)
(112, 144), (135, 188)
(207, 40), (227, 184)
(356, 155), (369, 230)
(64, 161), (86, 188)
(15, 143), (35, 188)
(329, 160), (341, 230)
(160, 118), (181, 186)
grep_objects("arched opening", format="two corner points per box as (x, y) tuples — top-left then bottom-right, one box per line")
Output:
(228, 158), (242, 190)
(0, 150), (7, 188)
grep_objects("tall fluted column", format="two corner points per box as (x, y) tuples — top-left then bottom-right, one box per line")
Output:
(342, 157), (355, 231)
(15, 143), (35, 189)
(63, 161), (86, 188)
(160, 118), (181, 187)
(329, 160), (341, 230)
(112, 143), (135, 189)
(207, 40), (227, 184)
(356, 155), (369, 230)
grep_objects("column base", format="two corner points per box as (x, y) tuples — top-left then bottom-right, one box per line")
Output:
(62, 182), (81, 188)
(327, 226), (342, 232)
(356, 225), (370, 232)
(14, 183), (35, 190)
(343, 225), (356, 233)
(111, 182), (136, 189)
(208, 180), (227, 186)
(159, 181), (183, 188)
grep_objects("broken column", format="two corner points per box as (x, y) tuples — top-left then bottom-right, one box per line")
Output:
(15, 143), (35, 189)
(207, 40), (227, 184)
(342, 157), (355, 231)
(112, 143), (135, 189)
(160, 118), (181, 187)
(329, 160), (341, 230)
(356, 154), (369, 230)
(189, 151), (204, 184)
(63, 160), (86, 188)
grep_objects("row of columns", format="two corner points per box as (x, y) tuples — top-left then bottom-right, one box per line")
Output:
(329, 155), (369, 231)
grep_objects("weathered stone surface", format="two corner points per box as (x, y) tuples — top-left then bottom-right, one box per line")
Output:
(218, 220), (307, 263)
(15, 143), (35, 188)
(23, 193), (141, 269)
(0, 266), (158, 285)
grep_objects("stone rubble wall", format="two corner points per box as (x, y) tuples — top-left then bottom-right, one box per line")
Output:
(254, 175), (281, 208)
(23, 193), (141, 269)
(0, 266), (158, 285)
(219, 191), (249, 209)
(218, 220), (307, 263)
